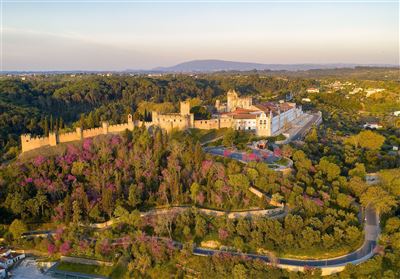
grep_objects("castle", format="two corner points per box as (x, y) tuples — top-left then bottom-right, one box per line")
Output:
(21, 91), (304, 153)
(20, 101), (194, 153)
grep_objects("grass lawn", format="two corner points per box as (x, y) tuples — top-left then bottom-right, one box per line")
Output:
(56, 262), (113, 277)
(188, 128), (228, 143)
(275, 157), (289, 166)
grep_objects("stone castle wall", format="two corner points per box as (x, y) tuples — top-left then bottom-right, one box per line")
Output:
(21, 116), (138, 153)
(193, 117), (235, 130)
(82, 127), (104, 138)
(21, 102), (194, 153)
(58, 130), (81, 143)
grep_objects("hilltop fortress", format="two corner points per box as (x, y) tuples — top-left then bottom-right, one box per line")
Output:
(21, 90), (308, 153)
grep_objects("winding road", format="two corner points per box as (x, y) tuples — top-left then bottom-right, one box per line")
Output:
(199, 143), (381, 272)
(193, 206), (379, 269)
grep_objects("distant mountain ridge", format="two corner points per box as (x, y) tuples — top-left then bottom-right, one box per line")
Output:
(149, 59), (394, 73)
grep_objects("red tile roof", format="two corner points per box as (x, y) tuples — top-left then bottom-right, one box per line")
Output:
(232, 114), (257, 119)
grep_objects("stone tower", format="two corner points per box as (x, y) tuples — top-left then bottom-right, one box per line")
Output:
(227, 89), (238, 112)
(180, 100), (191, 115)
(256, 112), (272, 137)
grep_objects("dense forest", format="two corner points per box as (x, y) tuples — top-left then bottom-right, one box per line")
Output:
(0, 69), (399, 277)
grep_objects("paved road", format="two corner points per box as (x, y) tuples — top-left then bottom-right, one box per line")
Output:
(193, 206), (379, 268)
(291, 112), (322, 141)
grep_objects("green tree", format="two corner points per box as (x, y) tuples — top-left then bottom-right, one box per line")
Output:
(190, 183), (200, 202)
(360, 187), (397, 215)
(72, 200), (82, 224)
(223, 128), (236, 147)
(232, 264), (248, 279)
(195, 215), (207, 238)
(9, 219), (27, 239)
(348, 163), (366, 179)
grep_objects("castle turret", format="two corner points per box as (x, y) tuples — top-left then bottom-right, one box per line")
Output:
(102, 122), (109, 134)
(180, 101), (191, 116)
(76, 127), (83, 140)
(127, 114), (134, 131)
(227, 89), (238, 112)
(49, 132), (58, 146)
(21, 134), (32, 153)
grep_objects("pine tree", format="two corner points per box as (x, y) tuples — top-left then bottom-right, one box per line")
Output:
(43, 117), (49, 136)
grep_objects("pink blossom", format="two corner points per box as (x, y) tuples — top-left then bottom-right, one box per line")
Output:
(66, 174), (76, 182)
(135, 232), (149, 244)
(54, 227), (64, 241)
(214, 194), (223, 206)
(60, 241), (71, 255)
(110, 135), (121, 146)
(313, 198), (324, 207)
(218, 228), (229, 241)
(82, 138), (93, 151)
(25, 177), (33, 183)
(33, 156), (46, 167)
(149, 238), (163, 260)
(201, 160), (213, 176)
(47, 243), (57, 255)
(106, 183), (116, 192)
(221, 184), (232, 194)
(53, 205), (65, 223)
(196, 192), (205, 205)
(79, 240), (89, 251)
(115, 159), (124, 169)
(99, 239), (112, 255)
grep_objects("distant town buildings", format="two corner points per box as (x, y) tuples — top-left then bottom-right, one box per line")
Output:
(306, 88), (320, 93)
(349, 87), (363, 95)
(328, 81), (343, 91)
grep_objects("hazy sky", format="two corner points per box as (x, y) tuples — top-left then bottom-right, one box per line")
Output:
(2, 0), (399, 71)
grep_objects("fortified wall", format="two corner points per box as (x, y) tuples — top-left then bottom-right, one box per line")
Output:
(193, 117), (234, 130)
(20, 101), (194, 153)
(21, 115), (146, 153)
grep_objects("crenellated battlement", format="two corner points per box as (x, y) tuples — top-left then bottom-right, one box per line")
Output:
(21, 114), (137, 153)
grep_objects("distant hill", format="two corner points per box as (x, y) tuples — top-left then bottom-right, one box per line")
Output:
(149, 59), (392, 73)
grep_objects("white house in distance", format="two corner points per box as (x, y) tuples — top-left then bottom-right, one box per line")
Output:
(0, 247), (25, 270)
(363, 123), (383, 129)
(349, 87), (363, 95)
(393, 111), (400, 117)
(306, 88), (320, 93)
(365, 88), (385, 97)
